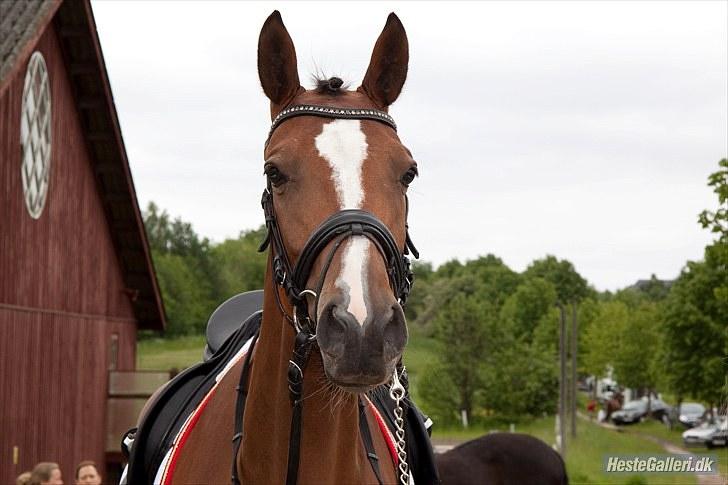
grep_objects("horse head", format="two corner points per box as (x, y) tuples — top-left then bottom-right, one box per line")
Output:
(258, 11), (416, 394)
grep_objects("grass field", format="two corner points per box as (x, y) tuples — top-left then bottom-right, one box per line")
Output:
(624, 420), (686, 448)
(138, 334), (725, 485)
(137, 334), (206, 370)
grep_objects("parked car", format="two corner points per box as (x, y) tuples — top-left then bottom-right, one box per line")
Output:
(682, 419), (725, 447)
(611, 398), (670, 425)
(676, 402), (706, 428)
(705, 418), (728, 449)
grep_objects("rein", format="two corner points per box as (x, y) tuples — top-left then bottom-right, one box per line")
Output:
(231, 104), (418, 485)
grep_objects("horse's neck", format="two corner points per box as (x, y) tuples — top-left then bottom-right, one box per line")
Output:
(238, 281), (370, 483)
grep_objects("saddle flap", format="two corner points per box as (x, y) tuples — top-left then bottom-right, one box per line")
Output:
(126, 312), (262, 484)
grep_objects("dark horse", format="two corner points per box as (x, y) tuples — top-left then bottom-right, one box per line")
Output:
(129, 10), (437, 485)
(436, 433), (568, 485)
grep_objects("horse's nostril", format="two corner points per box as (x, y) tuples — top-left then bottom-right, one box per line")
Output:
(382, 304), (407, 360)
(317, 303), (358, 358)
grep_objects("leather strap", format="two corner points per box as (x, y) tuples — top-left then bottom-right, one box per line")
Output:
(231, 333), (259, 485)
(359, 399), (384, 485)
(267, 104), (397, 146)
(285, 331), (317, 485)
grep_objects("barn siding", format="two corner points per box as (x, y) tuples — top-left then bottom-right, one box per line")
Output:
(0, 309), (136, 481)
(0, 17), (135, 320)
(1, 20), (138, 483)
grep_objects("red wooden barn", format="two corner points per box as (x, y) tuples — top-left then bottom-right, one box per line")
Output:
(0, 0), (166, 482)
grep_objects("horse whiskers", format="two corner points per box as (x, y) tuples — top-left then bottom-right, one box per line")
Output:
(332, 386), (350, 413)
(323, 382), (353, 416)
(305, 375), (342, 413)
(326, 383), (345, 415)
(300, 379), (331, 403)
(303, 372), (367, 415)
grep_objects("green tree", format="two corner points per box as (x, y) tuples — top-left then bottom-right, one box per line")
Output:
(144, 201), (173, 252)
(524, 255), (590, 304)
(464, 255), (521, 308)
(479, 339), (558, 417)
(209, 227), (267, 299)
(661, 254), (726, 405)
(153, 252), (212, 335)
(143, 202), (218, 335)
(660, 159), (728, 406)
(612, 302), (661, 411)
(500, 277), (557, 342)
(582, 301), (628, 378)
(418, 363), (462, 425)
(420, 276), (501, 421)
(698, 158), (727, 242)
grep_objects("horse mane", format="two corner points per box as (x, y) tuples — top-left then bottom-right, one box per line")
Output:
(312, 74), (349, 95)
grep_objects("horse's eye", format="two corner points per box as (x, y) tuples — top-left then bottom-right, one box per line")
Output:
(401, 166), (418, 186)
(264, 165), (287, 187)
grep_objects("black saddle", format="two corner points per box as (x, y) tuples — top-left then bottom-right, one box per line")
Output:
(124, 310), (262, 484)
(204, 290), (264, 360)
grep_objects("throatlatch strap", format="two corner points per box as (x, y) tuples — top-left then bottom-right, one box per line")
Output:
(231, 333), (258, 485)
(359, 399), (384, 485)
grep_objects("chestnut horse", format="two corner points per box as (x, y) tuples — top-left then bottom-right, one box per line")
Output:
(144, 11), (425, 485)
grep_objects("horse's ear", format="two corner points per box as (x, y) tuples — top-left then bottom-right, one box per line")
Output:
(258, 11), (301, 107)
(359, 13), (409, 109)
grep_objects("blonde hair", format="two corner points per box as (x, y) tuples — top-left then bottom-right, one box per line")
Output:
(15, 471), (31, 485)
(29, 462), (59, 485)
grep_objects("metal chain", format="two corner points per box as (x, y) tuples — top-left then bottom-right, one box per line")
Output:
(389, 368), (410, 485)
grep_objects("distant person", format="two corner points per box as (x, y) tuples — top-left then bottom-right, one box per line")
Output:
(16, 471), (31, 485)
(74, 461), (101, 485)
(29, 462), (63, 485)
(587, 398), (597, 420)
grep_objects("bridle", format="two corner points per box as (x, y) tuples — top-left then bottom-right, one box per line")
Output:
(231, 104), (418, 485)
(260, 103), (418, 323)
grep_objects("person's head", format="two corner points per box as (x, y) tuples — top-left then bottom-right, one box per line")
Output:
(16, 471), (32, 485)
(74, 461), (101, 485)
(29, 462), (62, 485)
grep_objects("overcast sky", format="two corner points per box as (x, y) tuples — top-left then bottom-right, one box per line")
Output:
(92, 1), (727, 292)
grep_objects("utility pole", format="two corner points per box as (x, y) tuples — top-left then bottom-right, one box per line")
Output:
(570, 303), (578, 438)
(557, 302), (567, 458)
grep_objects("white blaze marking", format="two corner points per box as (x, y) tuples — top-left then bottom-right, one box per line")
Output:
(315, 119), (370, 324)
(337, 238), (370, 324)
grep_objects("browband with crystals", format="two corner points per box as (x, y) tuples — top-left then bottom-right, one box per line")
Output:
(266, 104), (397, 145)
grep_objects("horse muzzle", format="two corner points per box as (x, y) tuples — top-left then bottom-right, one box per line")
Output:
(316, 299), (407, 392)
